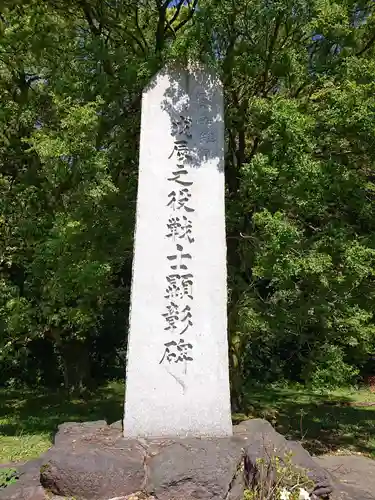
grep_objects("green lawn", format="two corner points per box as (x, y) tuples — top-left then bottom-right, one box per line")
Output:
(1, 381), (375, 463)
(0, 381), (124, 463)
(238, 383), (375, 458)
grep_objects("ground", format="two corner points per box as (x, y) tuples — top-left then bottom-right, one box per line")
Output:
(238, 383), (375, 458)
(0, 381), (375, 463)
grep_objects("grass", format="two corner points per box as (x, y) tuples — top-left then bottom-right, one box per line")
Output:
(0, 381), (124, 463)
(0, 381), (375, 463)
(237, 382), (375, 458)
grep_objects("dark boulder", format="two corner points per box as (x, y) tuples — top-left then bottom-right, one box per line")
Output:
(0, 458), (47, 500)
(315, 455), (375, 500)
(40, 440), (145, 500)
(145, 437), (245, 500)
(2, 418), (374, 500)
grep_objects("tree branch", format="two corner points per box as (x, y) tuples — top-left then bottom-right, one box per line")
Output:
(173, 0), (198, 33)
(293, 81), (309, 98)
(78, 0), (101, 36)
(155, 0), (167, 53)
(164, 0), (185, 33)
(122, 30), (147, 55)
(356, 31), (375, 56)
(261, 13), (282, 96)
(135, 6), (149, 52)
(248, 137), (259, 162)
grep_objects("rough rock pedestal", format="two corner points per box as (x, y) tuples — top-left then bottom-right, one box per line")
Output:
(4, 418), (368, 500)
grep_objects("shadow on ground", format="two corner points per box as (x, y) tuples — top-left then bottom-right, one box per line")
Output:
(237, 385), (375, 458)
(1, 382), (374, 459)
(0, 382), (124, 444)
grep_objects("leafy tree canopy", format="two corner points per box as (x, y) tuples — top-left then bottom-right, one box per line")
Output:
(1, 0), (375, 404)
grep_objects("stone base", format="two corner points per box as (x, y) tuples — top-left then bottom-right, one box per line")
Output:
(0, 419), (371, 500)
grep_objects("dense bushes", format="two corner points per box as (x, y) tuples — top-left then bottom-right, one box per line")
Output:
(1, 0), (375, 405)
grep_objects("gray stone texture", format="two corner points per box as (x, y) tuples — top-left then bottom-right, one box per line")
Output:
(40, 421), (146, 500)
(315, 455), (375, 499)
(2, 419), (375, 500)
(123, 65), (232, 438)
(1, 486), (47, 500)
(145, 437), (245, 500)
(0, 458), (47, 500)
(40, 448), (145, 500)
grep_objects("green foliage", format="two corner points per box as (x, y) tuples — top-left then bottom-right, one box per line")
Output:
(243, 452), (314, 500)
(0, 468), (18, 489)
(302, 344), (359, 389)
(1, 0), (375, 398)
(193, 0), (375, 402)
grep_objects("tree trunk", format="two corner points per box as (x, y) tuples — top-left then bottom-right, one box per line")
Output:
(60, 340), (92, 394)
(48, 328), (92, 394)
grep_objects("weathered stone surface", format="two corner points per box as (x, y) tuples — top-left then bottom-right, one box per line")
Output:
(54, 420), (110, 447)
(0, 485), (47, 500)
(107, 494), (155, 500)
(0, 462), (25, 469)
(146, 437), (245, 500)
(3, 419), (375, 500)
(315, 455), (375, 500)
(123, 65), (232, 439)
(237, 419), (334, 498)
(109, 420), (123, 431)
(330, 483), (375, 500)
(40, 441), (145, 500)
(0, 458), (47, 500)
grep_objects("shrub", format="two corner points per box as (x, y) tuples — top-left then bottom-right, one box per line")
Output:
(243, 451), (314, 499)
(0, 468), (18, 489)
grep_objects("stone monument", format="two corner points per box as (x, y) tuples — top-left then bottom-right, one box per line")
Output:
(123, 65), (232, 438)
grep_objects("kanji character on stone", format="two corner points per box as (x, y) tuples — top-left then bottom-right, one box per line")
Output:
(179, 305), (193, 335)
(159, 338), (193, 364)
(167, 243), (192, 271)
(167, 189), (194, 213)
(164, 273), (193, 300)
(167, 167), (193, 187)
(172, 115), (192, 138)
(168, 140), (192, 162)
(162, 301), (180, 331)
